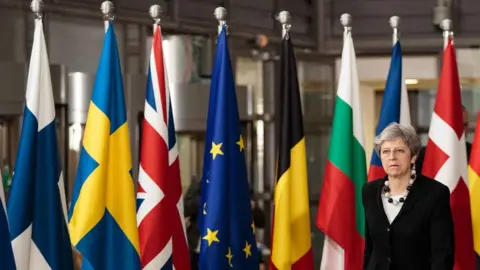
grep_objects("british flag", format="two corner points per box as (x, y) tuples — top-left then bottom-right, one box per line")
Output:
(136, 24), (191, 270)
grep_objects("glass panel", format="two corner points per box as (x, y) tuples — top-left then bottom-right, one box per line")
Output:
(415, 89), (436, 128)
(298, 61), (335, 121)
(0, 116), (21, 201)
(68, 123), (84, 203)
(310, 204), (325, 269)
(305, 131), (331, 198)
(375, 88), (478, 146)
(177, 134), (199, 194)
(412, 88), (476, 143)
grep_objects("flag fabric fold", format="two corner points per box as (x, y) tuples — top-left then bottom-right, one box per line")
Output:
(136, 24), (190, 269)
(368, 41), (411, 181)
(316, 30), (367, 270)
(68, 22), (140, 270)
(197, 26), (259, 270)
(422, 39), (476, 269)
(269, 33), (314, 270)
(468, 109), (480, 269)
(6, 19), (73, 270)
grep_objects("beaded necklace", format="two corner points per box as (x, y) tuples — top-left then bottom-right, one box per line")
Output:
(383, 166), (416, 205)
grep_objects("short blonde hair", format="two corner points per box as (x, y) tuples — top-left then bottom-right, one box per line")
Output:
(374, 122), (421, 157)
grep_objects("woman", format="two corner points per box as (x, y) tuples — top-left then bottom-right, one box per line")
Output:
(362, 122), (454, 270)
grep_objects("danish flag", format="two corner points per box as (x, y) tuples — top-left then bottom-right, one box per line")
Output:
(422, 38), (475, 269)
(136, 25), (191, 270)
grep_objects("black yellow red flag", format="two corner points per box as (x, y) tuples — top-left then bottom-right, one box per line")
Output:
(269, 30), (314, 270)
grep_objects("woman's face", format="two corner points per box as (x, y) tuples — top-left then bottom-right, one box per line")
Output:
(380, 138), (416, 178)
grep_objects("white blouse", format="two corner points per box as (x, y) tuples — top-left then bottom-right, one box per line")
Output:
(381, 194), (404, 224)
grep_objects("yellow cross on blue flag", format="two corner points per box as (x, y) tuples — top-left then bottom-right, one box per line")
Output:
(68, 21), (140, 270)
(198, 25), (259, 269)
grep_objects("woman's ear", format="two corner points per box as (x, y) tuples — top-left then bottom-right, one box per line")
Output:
(411, 155), (417, 165)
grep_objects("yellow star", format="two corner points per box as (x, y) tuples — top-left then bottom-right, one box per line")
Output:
(203, 203), (207, 215)
(251, 222), (255, 234)
(226, 247), (233, 267)
(210, 142), (224, 160)
(237, 136), (244, 152)
(202, 228), (220, 246)
(243, 241), (252, 258)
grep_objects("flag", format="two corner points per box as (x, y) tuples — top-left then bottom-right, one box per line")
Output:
(197, 26), (259, 270)
(0, 162), (14, 270)
(422, 39), (476, 269)
(269, 32), (314, 270)
(6, 19), (72, 270)
(468, 109), (480, 268)
(68, 22), (140, 270)
(136, 25), (190, 269)
(368, 41), (411, 181)
(316, 29), (366, 270)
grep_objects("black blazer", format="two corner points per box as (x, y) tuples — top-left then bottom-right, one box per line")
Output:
(362, 174), (454, 270)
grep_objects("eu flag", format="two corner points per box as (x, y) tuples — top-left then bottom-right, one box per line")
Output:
(198, 26), (259, 270)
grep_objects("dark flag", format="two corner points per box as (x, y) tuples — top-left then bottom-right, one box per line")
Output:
(197, 25), (259, 269)
(269, 31), (314, 269)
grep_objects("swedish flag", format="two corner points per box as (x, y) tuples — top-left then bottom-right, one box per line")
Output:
(68, 22), (140, 269)
(197, 26), (259, 269)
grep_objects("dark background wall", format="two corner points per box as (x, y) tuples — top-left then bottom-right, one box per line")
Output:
(3, 0), (479, 59)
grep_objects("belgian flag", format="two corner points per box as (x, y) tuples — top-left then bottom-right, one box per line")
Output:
(269, 31), (314, 269)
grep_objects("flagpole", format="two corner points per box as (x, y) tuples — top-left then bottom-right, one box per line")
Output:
(149, 4), (162, 32)
(277, 10), (291, 39)
(340, 13), (352, 39)
(441, 18), (453, 49)
(390, 16), (400, 45)
(101, 1), (114, 32)
(214, 7), (228, 36)
(31, 0), (43, 22)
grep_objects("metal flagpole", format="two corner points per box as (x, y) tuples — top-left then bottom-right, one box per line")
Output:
(277, 10), (291, 40)
(31, 0), (43, 22)
(341, 13), (352, 41)
(390, 16), (400, 45)
(101, 1), (114, 32)
(150, 4), (162, 32)
(214, 7), (228, 36)
(441, 18), (453, 49)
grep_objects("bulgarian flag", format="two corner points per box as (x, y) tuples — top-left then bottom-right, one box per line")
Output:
(316, 28), (366, 269)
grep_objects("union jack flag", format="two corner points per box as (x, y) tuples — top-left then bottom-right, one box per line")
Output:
(136, 24), (191, 270)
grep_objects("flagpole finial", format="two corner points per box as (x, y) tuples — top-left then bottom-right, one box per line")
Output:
(214, 7), (228, 36)
(390, 16), (400, 44)
(30, 0), (44, 20)
(149, 4), (162, 25)
(340, 13), (352, 33)
(277, 10), (291, 39)
(441, 18), (453, 48)
(441, 19), (453, 32)
(101, 1), (114, 22)
(389, 16), (400, 29)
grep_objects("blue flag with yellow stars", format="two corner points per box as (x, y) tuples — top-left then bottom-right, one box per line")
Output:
(197, 25), (259, 270)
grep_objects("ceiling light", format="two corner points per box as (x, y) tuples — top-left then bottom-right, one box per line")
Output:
(405, 79), (418, 85)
